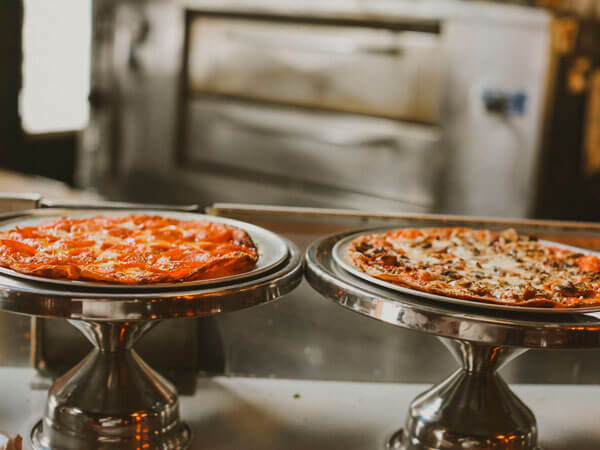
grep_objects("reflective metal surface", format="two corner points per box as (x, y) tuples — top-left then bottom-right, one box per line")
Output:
(391, 339), (536, 450)
(0, 209), (289, 290)
(0, 231), (300, 449)
(305, 231), (600, 450)
(207, 204), (600, 385)
(31, 320), (192, 450)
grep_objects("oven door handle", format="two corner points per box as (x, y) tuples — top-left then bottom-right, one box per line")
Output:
(38, 199), (202, 212)
(214, 110), (401, 147)
(0, 195), (201, 218)
(225, 30), (404, 57)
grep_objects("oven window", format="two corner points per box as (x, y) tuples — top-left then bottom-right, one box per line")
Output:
(184, 15), (441, 122)
(20, 0), (91, 134)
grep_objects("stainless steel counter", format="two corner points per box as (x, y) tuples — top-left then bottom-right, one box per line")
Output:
(2, 368), (599, 449)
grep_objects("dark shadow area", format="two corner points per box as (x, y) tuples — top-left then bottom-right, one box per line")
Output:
(0, 0), (77, 187)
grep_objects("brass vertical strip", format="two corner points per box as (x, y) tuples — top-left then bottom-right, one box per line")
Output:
(583, 69), (600, 175)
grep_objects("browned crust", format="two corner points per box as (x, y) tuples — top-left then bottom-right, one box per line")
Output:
(7, 253), (257, 284)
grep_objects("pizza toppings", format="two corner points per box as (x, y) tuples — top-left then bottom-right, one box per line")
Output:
(578, 254), (600, 272)
(348, 227), (600, 308)
(0, 215), (258, 284)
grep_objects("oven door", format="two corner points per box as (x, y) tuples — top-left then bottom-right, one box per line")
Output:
(182, 99), (441, 209)
(186, 15), (442, 123)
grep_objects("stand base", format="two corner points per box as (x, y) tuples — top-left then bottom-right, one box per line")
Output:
(389, 339), (538, 450)
(30, 320), (192, 450)
(386, 430), (543, 450)
(30, 419), (191, 450)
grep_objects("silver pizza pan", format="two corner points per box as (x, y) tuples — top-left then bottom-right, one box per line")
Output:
(0, 209), (288, 290)
(333, 229), (600, 314)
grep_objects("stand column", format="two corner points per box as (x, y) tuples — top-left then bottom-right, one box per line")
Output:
(31, 320), (191, 449)
(389, 338), (537, 450)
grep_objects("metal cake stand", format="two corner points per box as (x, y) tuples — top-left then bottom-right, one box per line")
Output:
(305, 231), (600, 450)
(0, 222), (302, 449)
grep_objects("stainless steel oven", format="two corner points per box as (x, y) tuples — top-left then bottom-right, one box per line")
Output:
(79, 0), (552, 218)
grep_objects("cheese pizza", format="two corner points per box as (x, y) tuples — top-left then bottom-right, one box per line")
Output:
(0, 215), (258, 284)
(348, 227), (600, 308)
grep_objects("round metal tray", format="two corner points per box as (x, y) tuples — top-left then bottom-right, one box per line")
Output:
(0, 209), (288, 290)
(0, 236), (301, 321)
(308, 230), (600, 349)
(333, 229), (600, 314)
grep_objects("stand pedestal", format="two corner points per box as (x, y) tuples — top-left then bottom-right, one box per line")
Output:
(31, 320), (191, 449)
(388, 338), (537, 450)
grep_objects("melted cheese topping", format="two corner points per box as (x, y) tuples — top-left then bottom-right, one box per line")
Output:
(349, 227), (600, 308)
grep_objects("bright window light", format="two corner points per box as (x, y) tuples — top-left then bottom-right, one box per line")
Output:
(21, 0), (91, 134)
